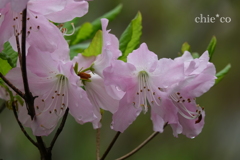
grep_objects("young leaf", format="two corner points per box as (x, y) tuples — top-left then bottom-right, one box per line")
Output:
(118, 12), (142, 62)
(82, 30), (103, 57)
(215, 64), (231, 84)
(70, 22), (93, 46)
(207, 36), (217, 61)
(0, 58), (12, 75)
(0, 42), (18, 68)
(181, 42), (191, 54)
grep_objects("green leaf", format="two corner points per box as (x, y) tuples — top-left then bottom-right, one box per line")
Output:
(207, 36), (217, 61)
(215, 64), (231, 84)
(70, 43), (90, 59)
(181, 42), (191, 54)
(118, 12), (142, 62)
(82, 30), (103, 57)
(70, 22), (93, 46)
(0, 42), (18, 68)
(0, 58), (12, 75)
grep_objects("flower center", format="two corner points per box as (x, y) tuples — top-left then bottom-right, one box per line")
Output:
(170, 92), (203, 123)
(133, 71), (160, 113)
(39, 74), (68, 117)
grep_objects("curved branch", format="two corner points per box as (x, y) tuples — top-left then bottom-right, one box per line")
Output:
(100, 131), (121, 160)
(12, 102), (38, 148)
(0, 73), (25, 99)
(116, 123), (168, 160)
(48, 108), (69, 152)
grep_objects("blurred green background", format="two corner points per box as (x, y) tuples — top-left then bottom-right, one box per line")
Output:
(1, 0), (240, 159)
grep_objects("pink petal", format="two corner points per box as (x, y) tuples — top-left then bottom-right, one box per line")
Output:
(127, 43), (158, 73)
(44, 0), (89, 23)
(85, 74), (120, 113)
(103, 60), (136, 91)
(111, 89), (142, 132)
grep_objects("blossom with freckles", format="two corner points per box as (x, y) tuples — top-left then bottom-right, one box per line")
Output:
(103, 43), (184, 132)
(167, 51), (216, 138)
(6, 46), (98, 136)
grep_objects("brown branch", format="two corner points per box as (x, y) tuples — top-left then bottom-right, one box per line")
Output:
(12, 102), (38, 148)
(100, 131), (121, 160)
(20, 7), (50, 160)
(48, 108), (69, 152)
(0, 73), (25, 98)
(116, 123), (168, 160)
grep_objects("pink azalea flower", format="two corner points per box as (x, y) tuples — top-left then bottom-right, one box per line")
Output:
(167, 51), (216, 138)
(6, 46), (98, 136)
(103, 43), (184, 132)
(71, 18), (123, 127)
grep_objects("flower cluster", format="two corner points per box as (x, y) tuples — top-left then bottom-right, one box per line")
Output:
(0, 0), (216, 138)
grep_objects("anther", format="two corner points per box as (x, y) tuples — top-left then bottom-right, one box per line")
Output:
(37, 26), (40, 29)
(52, 96), (54, 99)
(195, 114), (202, 124)
(153, 92), (155, 95)
(137, 92), (139, 95)
(49, 111), (52, 114)
(42, 99), (44, 102)
(140, 90), (143, 92)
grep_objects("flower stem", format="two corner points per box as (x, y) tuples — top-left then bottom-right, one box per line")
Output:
(0, 73), (25, 99)
(116, 123), (168, 160)
(96, 128), (101, 160)
(100, 131), (121, 160)
(12, 102), (38, 148)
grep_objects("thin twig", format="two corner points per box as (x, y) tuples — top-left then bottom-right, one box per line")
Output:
(100, 131), (121, 160)
(48, 108), (69, 152)
(116, 123), (168, 160)
(0, 73), (25, 98)
(20, 7), (50, 160)
(96, 128), (101, 160)
(12, 102), (38, 148)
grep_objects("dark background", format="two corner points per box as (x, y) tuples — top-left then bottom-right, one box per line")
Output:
(0, 0), (239, 159)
